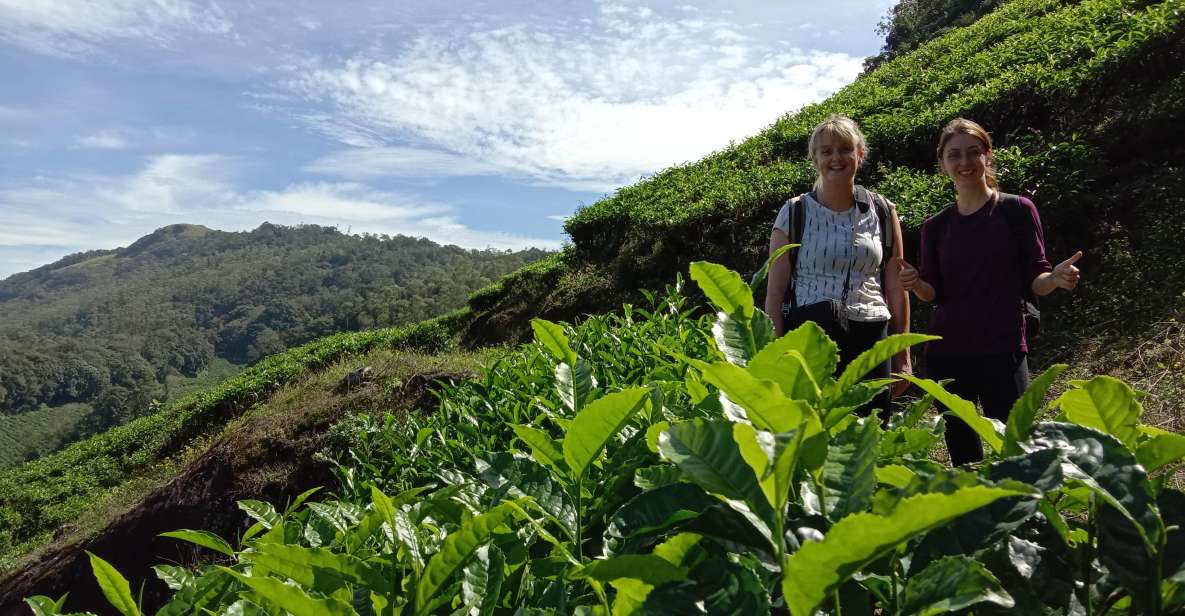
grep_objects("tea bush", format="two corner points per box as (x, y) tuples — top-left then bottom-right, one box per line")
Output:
(53, 262), (1185, 615)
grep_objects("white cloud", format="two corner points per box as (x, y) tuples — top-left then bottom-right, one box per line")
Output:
(304, 147), (501, 180)
(296, 16), (321, 31)
(72, 129), (129, 149)
(241, 182), (446, 222)
(288, 6), (863, 192)
(0, 0), (232, 56)
(0, 153), (559, 277)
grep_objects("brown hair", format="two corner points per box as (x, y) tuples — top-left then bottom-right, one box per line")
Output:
(936, 118), (997, 188)
(808, 114), (868, 189)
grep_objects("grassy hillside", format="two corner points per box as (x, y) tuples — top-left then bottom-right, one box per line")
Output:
(4, 0), (1185, 611)
(0, 316), (457, 572)
(1, 336), (488, 611)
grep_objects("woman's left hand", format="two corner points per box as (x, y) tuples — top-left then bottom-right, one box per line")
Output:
(1051, 251), (1083, 290)
(891, 364), (912, 399)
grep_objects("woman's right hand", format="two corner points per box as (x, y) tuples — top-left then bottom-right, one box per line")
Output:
(898, 257), (919, 291)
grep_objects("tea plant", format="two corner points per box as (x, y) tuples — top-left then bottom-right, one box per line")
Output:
(41, 261), (1185, 615)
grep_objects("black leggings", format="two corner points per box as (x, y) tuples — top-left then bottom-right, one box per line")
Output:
(926, 352), (1030, 466)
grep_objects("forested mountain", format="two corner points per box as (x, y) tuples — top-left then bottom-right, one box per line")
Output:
(0, 223), (549, 462)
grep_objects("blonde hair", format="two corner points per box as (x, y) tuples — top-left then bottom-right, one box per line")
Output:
(936, 118), (998, 189)
(808, 114), (868, 190)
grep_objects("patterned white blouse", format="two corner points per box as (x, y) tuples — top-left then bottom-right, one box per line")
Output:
(773, 192), (892, 323)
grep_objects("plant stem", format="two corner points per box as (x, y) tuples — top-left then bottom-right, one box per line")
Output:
(575, 477), (584, 564)
(1085, 492), (1096, 616)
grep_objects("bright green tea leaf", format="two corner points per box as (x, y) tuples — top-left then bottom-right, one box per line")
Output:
(1003, 363), (1067, 455)
(87, 552), (141, 616)
(749, 321), (837, 387)
(577, 554), (688, 586)
(712, 310), (758, 366)
(556, 358), (596, 413)
(532, 318), (577, 366)
(513, 424), (567, 474)
(900, 375), (1003, 454)
(782, 484), (1034, 616)
(221, 568), (356, 616)
(875, 464), (915, 488)
(832, 334), (936, 397)
(563, 387), (651, 479)
(237, 500), (281, 530)
(698, 360), (815, 434)
(158, 529), (235, 557)
(1057, 375), (1142, 449)
(414, 499), (522, 615)
(23, 596), (70, 616)
(152, 565), (193, 591)
(462, 545), (505, 616)
(1137, 432), (1185, 472)
(241, 543), (385, 593)
(658, 419), (776, 548)
(690, 261), (754, 319)
(750, 243), (797, 292)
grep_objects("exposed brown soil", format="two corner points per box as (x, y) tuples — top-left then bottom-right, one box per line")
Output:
(0, 366), (473, 615)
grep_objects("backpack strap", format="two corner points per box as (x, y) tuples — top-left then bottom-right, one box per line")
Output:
(870, 190), (895, 272)
(782, 194), (807, 313)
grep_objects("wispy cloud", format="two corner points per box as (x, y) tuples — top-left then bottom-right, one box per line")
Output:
(286, 3), (863, 192)
(0, 153), (560, 277)
(72, 129), (129, 149)
(0, 0), (232, 56)
(304, 147), (501, 180)
(296, 16), (321, 31)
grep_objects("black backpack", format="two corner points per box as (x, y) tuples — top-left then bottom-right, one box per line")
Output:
(926, 193), (1041, 338)
(781, 186), (895, 316)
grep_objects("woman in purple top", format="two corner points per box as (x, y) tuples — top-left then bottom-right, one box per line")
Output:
(898, 118), (1083, 465)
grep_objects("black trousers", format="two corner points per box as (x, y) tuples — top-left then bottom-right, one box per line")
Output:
(926, 352), (1030, 465)
(817, 319), (891, 419)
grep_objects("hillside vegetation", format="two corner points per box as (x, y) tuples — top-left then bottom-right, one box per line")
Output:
(0, 223), (548, 465)
(4, 0), (1185, 613)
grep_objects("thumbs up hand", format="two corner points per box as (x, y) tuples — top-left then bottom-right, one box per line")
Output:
(897, 257), (919, 291)
(1052, 251), (1083, 290)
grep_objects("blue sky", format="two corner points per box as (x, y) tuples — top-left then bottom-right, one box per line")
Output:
(0, 0), (894, 279)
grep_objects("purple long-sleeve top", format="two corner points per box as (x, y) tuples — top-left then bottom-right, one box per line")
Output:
(918, 194), (1053, 356)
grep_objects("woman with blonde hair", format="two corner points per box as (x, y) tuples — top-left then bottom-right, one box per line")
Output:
(899, 118), (1082, 464)
(764, 114), (911, 416)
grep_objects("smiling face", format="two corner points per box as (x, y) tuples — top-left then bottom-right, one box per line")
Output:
(812, 130), (864, 187)
(938, 132), (992, 190)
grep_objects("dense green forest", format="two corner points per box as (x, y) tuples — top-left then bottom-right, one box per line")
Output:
(0, 223), (548, 463)
(4, 0), (1185, 612)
